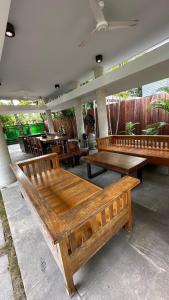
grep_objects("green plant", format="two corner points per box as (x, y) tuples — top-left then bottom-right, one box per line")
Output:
(123, 121), (139, 135)
(61, 108), (75, 117)
(142, 122), (167, 135)
(151, 99), (169, 112)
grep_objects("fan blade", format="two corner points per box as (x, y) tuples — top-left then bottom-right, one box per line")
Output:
(78, 27), (97, 47)
(108, 20), (138, 30)
(89, 0), (106, 23)
(78, 40), (88, 48)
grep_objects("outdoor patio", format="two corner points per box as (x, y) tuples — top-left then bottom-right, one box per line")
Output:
(1, 1), (169, 299)
(1, 144), (169, 299)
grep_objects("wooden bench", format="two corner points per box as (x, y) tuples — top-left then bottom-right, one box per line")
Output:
(11, 153), (139, 297)
(97, 135), (169, 168)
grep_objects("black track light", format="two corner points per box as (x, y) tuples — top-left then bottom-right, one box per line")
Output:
(96, 54), (103, 63)
(55, 84), (60, 89)
(5, 23), (15, 38)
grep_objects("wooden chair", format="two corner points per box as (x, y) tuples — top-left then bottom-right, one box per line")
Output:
(49, 144), (75, 167)
(67, 142), (89, 165)
(26, 137), (33, 154)
(35, 138), (44, 156)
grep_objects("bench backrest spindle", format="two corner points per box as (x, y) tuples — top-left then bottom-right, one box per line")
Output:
(17, 153), (60, 178)
(97, 135), (169, 151)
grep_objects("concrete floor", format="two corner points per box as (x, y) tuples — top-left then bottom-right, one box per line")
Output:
(2, 144), (169, 299)
(9, 143), (34, 163)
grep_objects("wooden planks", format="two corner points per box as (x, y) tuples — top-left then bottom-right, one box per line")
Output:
(108, 95), (169, 135)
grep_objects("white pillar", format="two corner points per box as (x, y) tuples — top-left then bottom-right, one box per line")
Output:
(0, 124), (16, 187)
(96, 89), (109, 137)
(46, 110), (55, 133)
(74, 101), (84, 141)
(94, 66), (108, 137)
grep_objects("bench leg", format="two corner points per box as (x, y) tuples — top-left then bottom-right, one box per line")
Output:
(125, 191), (133, 232)
(58, 240), (76, 297)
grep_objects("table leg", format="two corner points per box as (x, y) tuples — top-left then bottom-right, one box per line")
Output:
(121, 173), (125, 178)
(87, 163), (92, 179)
(86, 163), (107, 179)
(137, 168), (143, 182)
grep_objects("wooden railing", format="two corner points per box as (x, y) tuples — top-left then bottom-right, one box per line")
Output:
(97, 135), (169, 151)
(17, 153), (60, 177)
(96, 136), (114, 149)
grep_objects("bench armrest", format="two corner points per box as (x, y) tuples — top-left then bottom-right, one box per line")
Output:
(59, 176), (139, 238)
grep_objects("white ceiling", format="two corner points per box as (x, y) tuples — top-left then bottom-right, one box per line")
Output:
(0, 0), (11, 60)
(1, 0), (169, 99)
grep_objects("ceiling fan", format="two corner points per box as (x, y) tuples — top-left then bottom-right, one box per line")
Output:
(79, 0), (138, 47)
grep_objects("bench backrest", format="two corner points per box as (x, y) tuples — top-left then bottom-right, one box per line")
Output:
(97, 135), (169, 151)
(17, 153), (60, 178)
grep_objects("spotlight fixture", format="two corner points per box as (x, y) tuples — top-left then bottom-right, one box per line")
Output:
(5, 22), (15, 38)
(0, 82), (1, 86)
(96, 54), (103, 63)
(55, 84), (60, 89)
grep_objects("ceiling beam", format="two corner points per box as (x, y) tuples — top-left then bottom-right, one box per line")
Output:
(0, 105), (47, 115)
(47, 42), (169, 110)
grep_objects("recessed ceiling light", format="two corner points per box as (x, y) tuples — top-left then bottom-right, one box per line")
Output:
(96, 54), (103, 63)
(5, 23), (15, 38)
(55, 84), (60, 89)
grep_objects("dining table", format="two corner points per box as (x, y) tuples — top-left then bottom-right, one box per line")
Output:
(36, 135), (68, 153)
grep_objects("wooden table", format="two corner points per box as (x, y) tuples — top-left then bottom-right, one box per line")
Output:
(37, 135), (68, 153)
(37, 135), (67, 144)
(82, 151), (147, 181)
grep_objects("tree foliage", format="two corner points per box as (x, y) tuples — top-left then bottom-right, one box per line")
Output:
(158, 86), (169, 94)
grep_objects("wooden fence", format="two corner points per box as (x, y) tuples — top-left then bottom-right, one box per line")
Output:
(108, 94), (169, 135)
(45, 117), (77, 138)
(45, 94), (169, 137)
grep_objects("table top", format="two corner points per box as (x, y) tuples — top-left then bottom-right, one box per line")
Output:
(82, 151), (147, 174)
(37, 135), (68, 143)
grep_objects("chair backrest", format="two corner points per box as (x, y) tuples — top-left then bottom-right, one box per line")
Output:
(67, 142), (79, 152)
(51, 144), (63, 155)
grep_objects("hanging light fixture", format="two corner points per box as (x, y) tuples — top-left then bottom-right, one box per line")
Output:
(5, 23), (15, 38)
